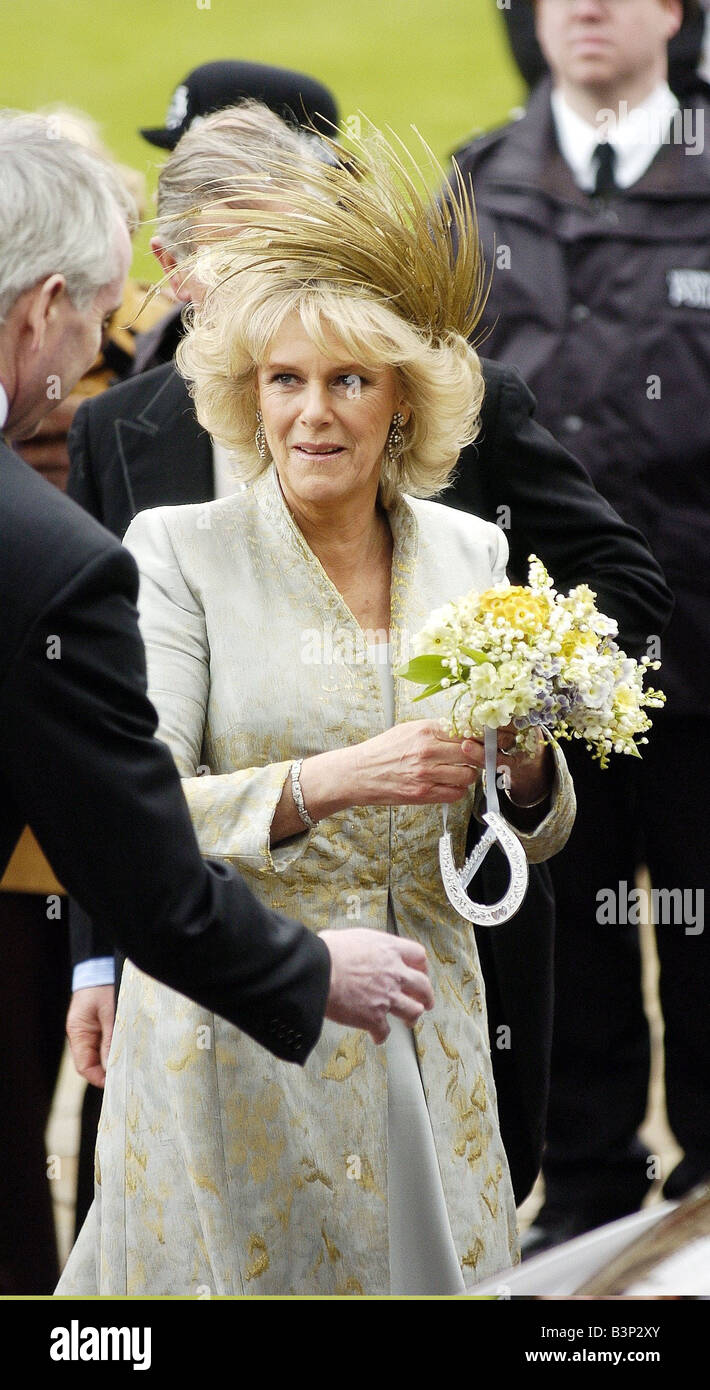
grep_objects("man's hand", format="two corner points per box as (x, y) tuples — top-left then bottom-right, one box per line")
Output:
(65, 985), (116, 1087)
(319, 928), (434, 1044)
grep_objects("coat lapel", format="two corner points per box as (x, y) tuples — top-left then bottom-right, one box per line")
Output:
(114, 366), (213, 520)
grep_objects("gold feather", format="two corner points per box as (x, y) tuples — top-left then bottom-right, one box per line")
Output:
(166, 116), (489, 347)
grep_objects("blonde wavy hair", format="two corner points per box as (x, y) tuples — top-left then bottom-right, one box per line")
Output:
(176, 122), (489, 506)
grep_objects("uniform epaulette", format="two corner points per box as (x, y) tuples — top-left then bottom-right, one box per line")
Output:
(451, 117), (521, 168)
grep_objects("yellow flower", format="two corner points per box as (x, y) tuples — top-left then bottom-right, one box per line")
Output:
(614, 683), (638, 714)
(560, 630), (599, 659)
(478, 586), (550, 635)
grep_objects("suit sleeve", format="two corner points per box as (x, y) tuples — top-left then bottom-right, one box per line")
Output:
(66, 398), (116, 965)
(66, 397), (103, 523)
(69, 897), (113, 973)
(447, 366), (674, 659)
(0, 543), (329, 1063)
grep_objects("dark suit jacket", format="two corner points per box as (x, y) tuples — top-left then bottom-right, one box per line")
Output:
(66, 357), (672, 1202)
(0, 441), (330, 1064)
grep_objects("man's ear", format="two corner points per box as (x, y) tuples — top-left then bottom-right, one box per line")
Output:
(25, 274), (66, 351)
(150, 237), (192, 303)
(664, 0), (684, 44)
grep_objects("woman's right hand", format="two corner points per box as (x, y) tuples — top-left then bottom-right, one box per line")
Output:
(308, 717), (480, 811)
(345, 719), (480, 807)
(273, 722), (480, 846)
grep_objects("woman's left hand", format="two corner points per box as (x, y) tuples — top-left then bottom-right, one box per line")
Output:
(461, 724), (553, 810)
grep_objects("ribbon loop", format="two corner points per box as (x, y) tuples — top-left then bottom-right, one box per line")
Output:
(438, 727), (529, 926)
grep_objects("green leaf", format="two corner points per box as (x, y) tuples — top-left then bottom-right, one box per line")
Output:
(461, 646), (488, 665)
(412, 681), (447, 702)
(396, 655), (452, 685)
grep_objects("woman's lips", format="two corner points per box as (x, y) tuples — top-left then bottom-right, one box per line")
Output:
(292, 444), (345, 456)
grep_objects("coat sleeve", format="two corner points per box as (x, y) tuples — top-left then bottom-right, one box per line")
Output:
(498, 740), (576, 864)
(447, 364), (674, 659)
(66, 397), (103, 523)
(0, 541), (329, 1062)
(69, 897), (113, 973)
(124, 509), (313, 874)
(66, 398), (118, 966)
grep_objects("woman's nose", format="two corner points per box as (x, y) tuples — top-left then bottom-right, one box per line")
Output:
(299, 381), (333, 425)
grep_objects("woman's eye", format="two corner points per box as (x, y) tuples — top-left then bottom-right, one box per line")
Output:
(268, 372), (367, 390)
(337, 373), (366, 392)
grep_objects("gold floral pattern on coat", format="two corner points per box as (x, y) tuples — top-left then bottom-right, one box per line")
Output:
(58, 465), (575, 1297)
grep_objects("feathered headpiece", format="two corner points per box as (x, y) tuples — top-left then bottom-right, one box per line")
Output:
(177, 117), (488, 347)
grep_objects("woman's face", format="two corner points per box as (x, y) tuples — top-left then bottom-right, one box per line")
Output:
(256, 312), (410, 514)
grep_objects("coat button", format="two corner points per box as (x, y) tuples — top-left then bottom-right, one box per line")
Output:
(570, 303), (590, 323)
(561, 414), (584, 434)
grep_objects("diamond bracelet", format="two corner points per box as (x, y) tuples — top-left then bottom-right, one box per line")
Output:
(290, 758), (319, 830)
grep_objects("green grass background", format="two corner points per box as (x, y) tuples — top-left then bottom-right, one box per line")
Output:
(3, 0), (523, 276)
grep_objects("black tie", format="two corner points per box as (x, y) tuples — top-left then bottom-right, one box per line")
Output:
(593, 142), (618, 198)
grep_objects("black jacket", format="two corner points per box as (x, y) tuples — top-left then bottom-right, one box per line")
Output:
(66, 357), (671, 1203)
(0, 442), (329, 1063)
(453, 79), (709, 712)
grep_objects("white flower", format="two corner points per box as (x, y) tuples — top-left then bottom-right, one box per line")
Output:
(401, 557), (665, 764)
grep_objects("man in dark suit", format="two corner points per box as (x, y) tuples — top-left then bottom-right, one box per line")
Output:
(0, 113), (433, 1292)
(64, 111), (672, 1213)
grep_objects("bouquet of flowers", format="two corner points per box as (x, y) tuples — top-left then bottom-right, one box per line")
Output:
(397, 558), (665, 926)
(398, 557), (664, 769)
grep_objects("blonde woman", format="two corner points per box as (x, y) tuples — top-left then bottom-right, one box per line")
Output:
(59, 131), (575, 1297)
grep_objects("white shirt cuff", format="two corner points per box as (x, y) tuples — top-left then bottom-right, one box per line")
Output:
(72, 957), (115, 991)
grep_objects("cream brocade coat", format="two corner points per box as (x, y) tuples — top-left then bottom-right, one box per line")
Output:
(61, 464), (575, 1297)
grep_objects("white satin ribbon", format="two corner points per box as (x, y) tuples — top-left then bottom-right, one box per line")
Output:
(438, 727), (529, 926)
